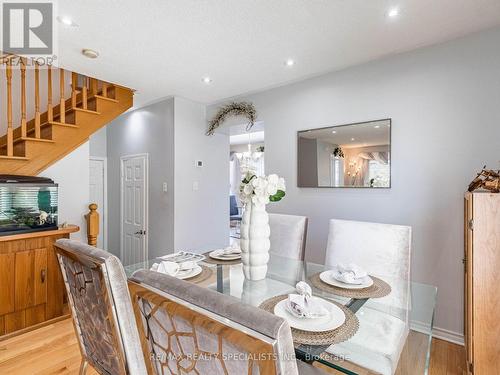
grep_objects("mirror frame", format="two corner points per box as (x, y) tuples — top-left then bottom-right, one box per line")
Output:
(296, 118), (392, 189)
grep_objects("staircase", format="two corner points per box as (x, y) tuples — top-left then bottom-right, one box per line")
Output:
(0, 54), (133, 176)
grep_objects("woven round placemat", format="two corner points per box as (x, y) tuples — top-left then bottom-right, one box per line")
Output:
(309, 273), (391, 299)
(258, 295), (359, 346)
(184, 265), (213, 283)
(202, 252), (242, 265)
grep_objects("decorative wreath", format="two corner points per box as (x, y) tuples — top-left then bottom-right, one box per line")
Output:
(206, 101), (257, 136)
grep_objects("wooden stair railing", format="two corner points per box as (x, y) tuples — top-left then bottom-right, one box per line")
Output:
(85, 203), (99, 246)
(0, 53), (134, 175)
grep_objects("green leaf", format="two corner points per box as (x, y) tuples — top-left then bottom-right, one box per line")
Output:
(269, 190), (286, 202)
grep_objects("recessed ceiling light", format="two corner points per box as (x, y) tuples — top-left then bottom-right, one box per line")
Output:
(202, 76), (212, 84)
(285, 59), (295, 67)
(387, 7), (399, 18)
(351, 138), (355, 141)
(57, 16), (78, 27)
(374, 125), (380, 129)
(331, 130), (337, 134)
(82, 49), (99, 59)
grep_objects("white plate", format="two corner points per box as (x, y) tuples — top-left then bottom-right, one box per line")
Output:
(209, 250), (241, 261)
(176, 265), (202, 280)
(274, 297), (345, 332)
(319, 270), (373, 289)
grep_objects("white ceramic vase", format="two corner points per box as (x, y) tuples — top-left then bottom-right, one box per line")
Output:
(240, 201), (270, 280)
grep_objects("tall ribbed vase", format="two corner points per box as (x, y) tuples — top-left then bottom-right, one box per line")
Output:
(240, 201), (270, 280)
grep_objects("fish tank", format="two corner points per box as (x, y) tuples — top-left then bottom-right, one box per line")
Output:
(0, 175), (58, 236)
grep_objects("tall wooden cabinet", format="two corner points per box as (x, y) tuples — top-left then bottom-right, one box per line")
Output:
(464, 192), (500, 374)
(0, 226), (79, 338)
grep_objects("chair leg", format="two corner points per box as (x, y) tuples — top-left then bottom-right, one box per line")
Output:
(79, 359), (88, 375)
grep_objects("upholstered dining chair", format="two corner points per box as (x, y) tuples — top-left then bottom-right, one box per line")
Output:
(54, 239), (147, 375)
(269, 213), (308, 261)
(323, 219), (412, 375)
(129, 269), (326, 375)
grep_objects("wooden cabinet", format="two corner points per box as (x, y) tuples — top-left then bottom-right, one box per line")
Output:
(0, 226), (79, 338)
(464, 192), (500, 374)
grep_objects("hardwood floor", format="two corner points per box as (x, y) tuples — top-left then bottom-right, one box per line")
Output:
(0, 318), (465, 374)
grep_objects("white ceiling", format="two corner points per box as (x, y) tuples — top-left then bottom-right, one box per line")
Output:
(57, 1), (500, 108)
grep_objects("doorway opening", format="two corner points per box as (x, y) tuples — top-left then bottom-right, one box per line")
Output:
(228, 122), (265, 243)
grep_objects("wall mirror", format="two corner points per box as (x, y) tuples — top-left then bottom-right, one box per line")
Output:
(297, 119), (391, 188)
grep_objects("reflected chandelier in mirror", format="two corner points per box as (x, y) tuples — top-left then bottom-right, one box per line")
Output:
(297, 119), (391, 188)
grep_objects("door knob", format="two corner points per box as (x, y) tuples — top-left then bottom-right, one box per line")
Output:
(134, 230), (146, 235)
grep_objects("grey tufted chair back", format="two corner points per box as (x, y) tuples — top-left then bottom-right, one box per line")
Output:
(55, 239), (147, 375)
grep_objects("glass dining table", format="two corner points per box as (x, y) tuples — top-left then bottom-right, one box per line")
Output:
(125, 253), (437, 375)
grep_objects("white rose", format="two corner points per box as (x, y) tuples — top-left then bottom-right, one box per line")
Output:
(277, 177), (286, 192)
(243, 183), (254, 195)
(251, 176), (267, 189)
(267, 174), (279, 185)
(266, 183), (278, 196)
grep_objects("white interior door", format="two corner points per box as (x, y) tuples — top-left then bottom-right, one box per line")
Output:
(89, 158), (107, 249)
(121, 154), (149, 266)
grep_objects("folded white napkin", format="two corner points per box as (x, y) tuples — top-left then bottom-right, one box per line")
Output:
(178, 260), (196, 271)
(150, 261), (180, 276)
(286, 281), (329, 319)
(218, 243), (242, 255)
(333, 263), (368, 284)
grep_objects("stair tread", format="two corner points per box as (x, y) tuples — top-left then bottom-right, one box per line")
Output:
(19, 137), (55, 143)
(94, 95), (119, 103)
(72, 107), (101, 115)
(0, 155), (29, 160)
(48, 121), (79, 128)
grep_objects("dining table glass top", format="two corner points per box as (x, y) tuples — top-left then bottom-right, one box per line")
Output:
(124, 252), (437, 375)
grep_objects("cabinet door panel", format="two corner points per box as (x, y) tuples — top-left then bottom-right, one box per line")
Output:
(34, 248), (48, 305)
(5, 310), (25, 334)
(0, 315), (4, 336)
(0, 253), (15, 315)
(15, 250), (35, 310)
(25, 304), (46, 327)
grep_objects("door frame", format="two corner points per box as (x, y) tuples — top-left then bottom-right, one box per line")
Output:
(90, 156), (108, 250)
(120, 153), (149, 263)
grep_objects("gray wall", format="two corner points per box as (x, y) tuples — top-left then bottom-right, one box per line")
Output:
(174, 97), (229, 252)
(207, 28), (500, 337)
(106, 99), (175, 259)
(89, 127), (107, 158)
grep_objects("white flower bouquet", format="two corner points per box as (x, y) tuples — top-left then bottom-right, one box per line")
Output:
(239, 170), (286, 206)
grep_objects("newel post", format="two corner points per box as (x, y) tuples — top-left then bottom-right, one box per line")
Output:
(86, 203), (99, 246)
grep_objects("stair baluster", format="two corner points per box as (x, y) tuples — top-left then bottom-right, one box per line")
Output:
(34, 62), (41, 138)
(59, 68), (65, 123)
(71, 72), (78, 108)
(82, 76), (88, 110)
(47, 65), (53, 122)
(90, 78), (97, 96)
(102, 82), (108, 98)
(6, 59), (13, 156)
(20, 58), (27, 138)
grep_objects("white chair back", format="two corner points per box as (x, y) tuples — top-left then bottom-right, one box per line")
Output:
(269, 213), (308, 260)
(325, 219), (411, 323)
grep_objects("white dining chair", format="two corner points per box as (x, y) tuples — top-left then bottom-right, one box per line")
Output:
(269, 213), (308, 260)
(324, 219), (411, 375)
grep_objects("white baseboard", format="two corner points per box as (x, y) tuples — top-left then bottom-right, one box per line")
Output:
(432, 326), (464, 346)
(410, 320), (464, 346)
